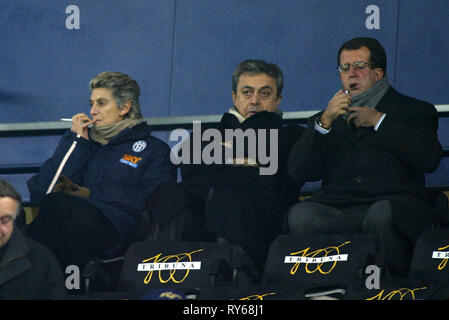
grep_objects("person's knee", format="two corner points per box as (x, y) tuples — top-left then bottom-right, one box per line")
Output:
(287, 202), (319, 235)
(39, 192), (70, 211)
(39, 192), (57, 206)
(38, 192), (80, 221)
(363, 200), (393, 230)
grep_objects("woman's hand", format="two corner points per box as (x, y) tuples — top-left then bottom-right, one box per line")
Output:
(70, 113), (96, 139)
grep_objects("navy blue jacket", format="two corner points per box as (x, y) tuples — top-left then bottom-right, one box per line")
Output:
(28, 122), (177, 241)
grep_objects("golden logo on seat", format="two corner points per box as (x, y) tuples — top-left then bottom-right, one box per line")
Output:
(138, 249), (203, 284)
(238, 293), (277, 300)
(432, 244), (449, 271)
(159, 291), (184, 300)
(366, 287), (427, 300)
(286, 241), (351, 275)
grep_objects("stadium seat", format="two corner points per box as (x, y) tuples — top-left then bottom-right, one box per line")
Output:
(260, 233), (377, 299)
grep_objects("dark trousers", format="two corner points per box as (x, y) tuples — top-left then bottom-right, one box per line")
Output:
(27, 192), (120, 271)
(287, 200), (414, 276)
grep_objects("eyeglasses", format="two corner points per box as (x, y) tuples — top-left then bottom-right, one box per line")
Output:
(337, 61), (374, 73)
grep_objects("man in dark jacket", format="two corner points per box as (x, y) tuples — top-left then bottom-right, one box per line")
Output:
(178, 60), (305, 271)
(0, 179), (65, 299)
(27, 72), (177, 272)
(287, 37), (443, 276)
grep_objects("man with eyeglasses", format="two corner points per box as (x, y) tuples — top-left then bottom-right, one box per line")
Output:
(0, 179), (65, 299)
(287, 37), (443, 277)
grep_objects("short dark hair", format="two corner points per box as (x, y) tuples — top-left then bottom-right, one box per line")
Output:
(337, 37), (387, 75)
(0, 179), (22, 217)
(232, 59), (283, 98)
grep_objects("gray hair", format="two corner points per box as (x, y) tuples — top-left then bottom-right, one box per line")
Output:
(89, 72), (143, 119)
(0, 179), (22, 218)
(232, 59), (284, 98)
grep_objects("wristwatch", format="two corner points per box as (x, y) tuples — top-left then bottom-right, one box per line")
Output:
(316, 116), (324, 128)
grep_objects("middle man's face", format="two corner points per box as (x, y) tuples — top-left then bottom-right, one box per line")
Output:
(232, 72), (281, 119)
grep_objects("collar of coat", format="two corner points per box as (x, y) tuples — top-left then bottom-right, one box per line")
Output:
(0, 228), (32, 287)
(221, 109), (283, 130)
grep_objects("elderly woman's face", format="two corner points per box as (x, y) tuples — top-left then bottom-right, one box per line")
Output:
(89, 88), (129, 126)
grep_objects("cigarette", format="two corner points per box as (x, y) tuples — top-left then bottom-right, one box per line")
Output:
(344, 90), (350, 95)
(60, 118), (73, 122)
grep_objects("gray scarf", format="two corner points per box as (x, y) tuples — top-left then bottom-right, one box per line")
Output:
(343, 77), (390, 119)
(90, 118), (143, 145)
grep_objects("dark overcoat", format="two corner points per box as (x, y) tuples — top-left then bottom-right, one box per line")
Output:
(180, 111), (305, 267)
(287, 87), (443, 241)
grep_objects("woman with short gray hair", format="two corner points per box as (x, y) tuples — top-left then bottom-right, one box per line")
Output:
(27, 72), (177, 277)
